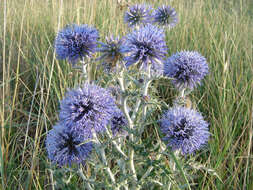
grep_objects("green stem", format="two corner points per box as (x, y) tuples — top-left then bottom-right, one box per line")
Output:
(105, 127), (128, 159)
(81, 57), (91, 83)
(142, 64), (152, 120)
(78, 168), (93, 190)
(140, 141), (166, 182)
(92, 131), (118, 187)
(131, 64), (152, 122)
(169, 150), (191, 190)
(117, 72), (138, 186)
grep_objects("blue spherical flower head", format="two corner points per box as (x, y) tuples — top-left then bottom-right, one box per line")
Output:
(110, 108), (128, 137)
(153, 5), (178, 28)
(46, 124), (93, 166)
(164, 51), (209, 89)
(55, 24), (99, 64)
(59, 84), (118, 137)
(97, 36), (125, 72)
(124, 4), (152, 28)
(124, 24), (167, 68)
(160, 107), (210, 155)
(98, 36), (125, 63)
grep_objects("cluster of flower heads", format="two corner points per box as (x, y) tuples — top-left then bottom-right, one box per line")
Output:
(46, 84), (127, 166)
(124, 4), (178, 29)
(53, 4), (179, 70)
(49, 2), (211, 167)
(161, 51), (209, 154)
(97, 4), (178, 72)
(160, 107), (210, 155)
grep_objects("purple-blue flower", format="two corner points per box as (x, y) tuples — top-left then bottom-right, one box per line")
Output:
(124, 24), (167, 68)
(160, 106), (210, 155)
(97, 36), (126, 72)
(46, 124), (93, 166)
(164, 51), (209, 89)
(97, 36), (125, 64)
(110, 108), (128, 137)
(55, 24), (99, 64)
(59, 84), (118, 137)
(153, 5), (178, 28)
(124, 4), (152, 27)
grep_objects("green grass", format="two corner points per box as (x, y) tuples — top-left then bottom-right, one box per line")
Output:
(0, 0), (252, 189)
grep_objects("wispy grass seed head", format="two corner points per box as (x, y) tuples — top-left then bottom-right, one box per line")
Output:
(46, 124), (93, 166)
(124, 4), (152, 28)
(153, 5), (178, 28)
(124, 24), (167, 68)
(55, 24), (99, 64)
(160, 107), (209, 155)
(164, 51), (209, 89)
(59, 84), (117, 137)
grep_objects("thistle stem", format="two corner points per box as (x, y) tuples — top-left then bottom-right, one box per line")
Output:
(142, 64), (152, 120)
(131, 64), (152, 121)
(117, 158), (129, 190)
(117, 72), (138, 185)
(140, 142), (166, 182)
(81, 57), (91, 83)
(78, 168), (93, 190)
(87, 62), (91, 83)
(92, 131), (117, 187)
(180, 88), (185, 99)
(118, 71), (125, 91)
(105, 127), (128, 159)
(168, 150), (179, 190)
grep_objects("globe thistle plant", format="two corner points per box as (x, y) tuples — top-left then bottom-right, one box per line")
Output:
(46, 2), (212, 187)
(124, 24), (167, 68)
(153, 5), (178, 28)
(124, 4), (152, 28)
(160, 106), (210, 155)
(46, 124), (93, 166)
(59, 84), (118, 137)
(164, 51), (209, 89)
(110, 108), (128, 137)
(55, 24), (99, 64)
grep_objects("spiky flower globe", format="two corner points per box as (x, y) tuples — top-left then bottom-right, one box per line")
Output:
(124, 4), (152, 28)
(59, 84), (118, 137)
(124, 24), (167, 68)
(98, 36), (125, 64)
(164, 51), (209, 89)
(97, 36), (125, 72)
(153, 5), (178, 28)
(46, 124), (93, 166)
(110, 108), (128, 137)
(160, 106), (210, 155)
(55, 24), (99, 64)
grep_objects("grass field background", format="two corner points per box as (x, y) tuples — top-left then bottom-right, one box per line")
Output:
(0, 0), (252, 189)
